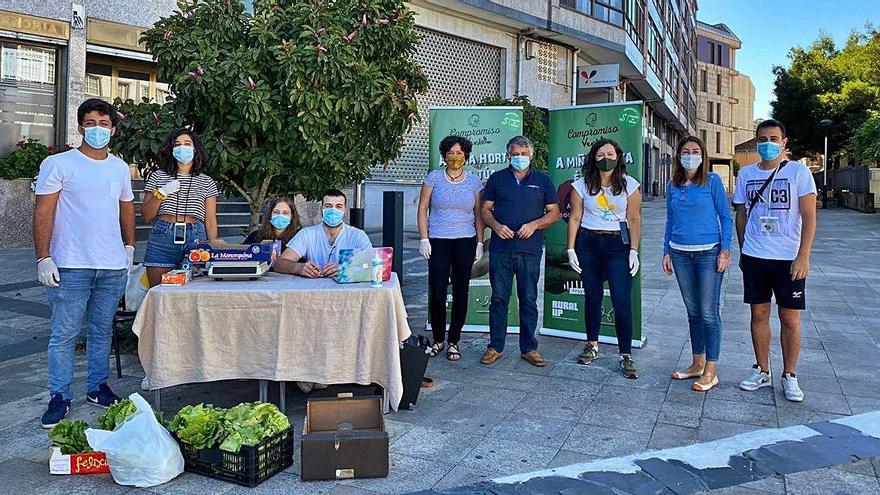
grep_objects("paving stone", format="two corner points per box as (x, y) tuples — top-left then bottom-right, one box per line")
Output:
(703, 399), (778, 428)
(547, 449), (600, 468)
(535, 375), (603, 400)
(846, 396), (880, 415)
(420, 401), (509, 435)
(509, 391), (593, 422)
(0, 458), (52, 492)
(561, 424), (649, 457)
(342, 453), (453, 494)
(783, 466), (880, 495)
(458, 436), (558, 478)
(831, 459), (879, 478)
(488, 412), (576, 449)
(592, 385), (668, 412)
(581, 402), (660, 433)
(697, 419), (764, 443)
(143, 472), (234, 494)
(430, 464), (491, 491)
(657, 399), (704, 428)
(389, 425), (481, 464)
(773, 388), (851, 415)
(648, 422), (700, 450)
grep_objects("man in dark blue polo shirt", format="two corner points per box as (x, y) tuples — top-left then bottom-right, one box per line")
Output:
(480, 136), (560, 367)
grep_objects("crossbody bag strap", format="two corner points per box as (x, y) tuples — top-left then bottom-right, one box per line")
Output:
(746, 160), (787, 219)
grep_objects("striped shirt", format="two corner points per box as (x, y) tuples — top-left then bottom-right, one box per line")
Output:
(144, 170), (219, 222)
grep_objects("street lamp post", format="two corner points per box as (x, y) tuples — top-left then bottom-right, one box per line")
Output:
(819, 119), (833, 209)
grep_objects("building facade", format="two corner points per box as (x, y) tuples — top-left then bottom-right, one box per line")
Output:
(0, 2), (176, 157)
(694, 20), (754, 193)
(2, 0), (700, 233)
(365, 0), (700, 229)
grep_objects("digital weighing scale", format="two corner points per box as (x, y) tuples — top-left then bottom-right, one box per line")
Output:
(207, 261), (270, 281)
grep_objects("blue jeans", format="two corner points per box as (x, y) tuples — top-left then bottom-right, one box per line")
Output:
(46, 268), (127, 399)
(670, 246), (724, 362)
(488, 251), (541, 353)
(143, 219), (206, 268)
(574, 228), (633, 354)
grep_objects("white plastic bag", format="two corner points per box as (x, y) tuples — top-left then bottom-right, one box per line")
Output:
(86, 393), (184, 487)
(125, 264), (150, 311)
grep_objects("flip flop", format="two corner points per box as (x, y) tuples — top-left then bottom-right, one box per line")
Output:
(692, 376), (719, 392)
(672, 369), (705, 380)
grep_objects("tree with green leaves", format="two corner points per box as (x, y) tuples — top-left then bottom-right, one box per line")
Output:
(112, 0), (427, 227)
(479, 95), (548, 171)
(771, 27), (880, 161)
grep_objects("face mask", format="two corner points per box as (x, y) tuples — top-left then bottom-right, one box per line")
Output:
(510, 155), (530, 171)
(322, 207), (344, 227)
(270, 214), (291, 230)
(757, 141), (782, 161)
(173, 145), (195, 164)
(446, 155), (466, 171)
(83, 126), (111, 149)
(596, 157), (618, 172)
(680, 154), (702, 171)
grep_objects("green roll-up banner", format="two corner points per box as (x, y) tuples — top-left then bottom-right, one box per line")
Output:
(541, 102), (645, 348)
(427, 106), (523, 333)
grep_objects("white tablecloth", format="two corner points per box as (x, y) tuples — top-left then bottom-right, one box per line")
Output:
(132, 273), (411, 411)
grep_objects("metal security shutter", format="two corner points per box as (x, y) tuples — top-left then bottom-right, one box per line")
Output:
(369, 26), (504, 182)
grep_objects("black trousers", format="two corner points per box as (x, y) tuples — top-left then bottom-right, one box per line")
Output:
(428, 236), (477, 344)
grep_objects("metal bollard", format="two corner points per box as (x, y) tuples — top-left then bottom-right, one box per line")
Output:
(382, 191), (404, 283)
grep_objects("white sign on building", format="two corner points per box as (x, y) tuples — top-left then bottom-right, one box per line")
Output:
(577, 64), (619, 89)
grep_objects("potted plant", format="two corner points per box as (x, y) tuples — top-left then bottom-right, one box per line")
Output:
(0, 139), (71, 247)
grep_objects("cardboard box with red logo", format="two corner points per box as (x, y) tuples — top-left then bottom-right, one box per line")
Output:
(187, 240), (282, 267)
(49, 447), (110, 475)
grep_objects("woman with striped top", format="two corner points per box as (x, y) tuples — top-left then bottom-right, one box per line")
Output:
(142, 129), (219, 287)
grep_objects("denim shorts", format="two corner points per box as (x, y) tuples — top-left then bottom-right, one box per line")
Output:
(143, 219), (207, 268)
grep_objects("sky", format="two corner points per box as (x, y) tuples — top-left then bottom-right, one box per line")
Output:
(696, 0), (880, 120)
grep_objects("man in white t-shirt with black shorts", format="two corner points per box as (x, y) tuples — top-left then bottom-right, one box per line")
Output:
(732, 119), (817, 402)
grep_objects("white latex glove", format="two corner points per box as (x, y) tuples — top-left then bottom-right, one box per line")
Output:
(125, 245), (135, 273)
(419, 239), (431, 259)
(629, 249), (640, 277)
(37, 257), (60, 287)
(566, 249), (581, 274)
(475, 242), (484, 261)
(158, 179), (181, 197)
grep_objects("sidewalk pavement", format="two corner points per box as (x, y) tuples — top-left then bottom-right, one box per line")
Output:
(1, 199), (879, 494)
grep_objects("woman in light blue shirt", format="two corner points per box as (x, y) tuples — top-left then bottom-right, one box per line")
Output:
(417, 135), (484, 362)
(663, 136), (733, 392)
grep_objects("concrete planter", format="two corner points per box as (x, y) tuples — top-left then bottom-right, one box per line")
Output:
(0, 178), (35, 248)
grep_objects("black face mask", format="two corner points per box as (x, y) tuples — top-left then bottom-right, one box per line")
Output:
(596, 158), (618, 172)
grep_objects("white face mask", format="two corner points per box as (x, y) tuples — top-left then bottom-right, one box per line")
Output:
(680, 154), (702, 171)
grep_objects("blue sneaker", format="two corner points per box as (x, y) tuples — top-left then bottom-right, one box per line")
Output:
(41, 393), (70, 429)
(86, 384), (121, 409)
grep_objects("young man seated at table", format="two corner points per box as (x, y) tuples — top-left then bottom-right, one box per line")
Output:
(274, 189), (372, 278)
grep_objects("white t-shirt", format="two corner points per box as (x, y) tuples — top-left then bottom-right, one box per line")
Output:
(733, 161), (817, 260)
(286, 223), (372, 268)
(573, 175), (640, 231)
(35, 149), (134, 270)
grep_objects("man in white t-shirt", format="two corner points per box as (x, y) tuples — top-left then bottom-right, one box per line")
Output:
(274, 189), (372, 278)
(732, 119), (817, 403)
(33, 99), (136, 428)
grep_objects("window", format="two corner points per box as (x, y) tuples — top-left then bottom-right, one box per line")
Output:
(707, 101), (714, 123)
(700, 129), (707, 144)
(716, 73), (722, 95)
(625, 0), (644, 48)
(716, 102), (721, 124)
(0, 42), (58, 156)
(537, 43), (558, 83)
(716, 44), (722, 66)
(84, 55), (169, 104)
(707, 41), (715, 64)
(647, 21), (662, 74)
(561, 0), (624, 27)
(700, 69), (707, 92)
(716, 131), (721, 153)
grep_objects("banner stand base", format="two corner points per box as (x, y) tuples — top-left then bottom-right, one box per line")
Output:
(426, 323), (522, 334)
(539, 328), (646, 349)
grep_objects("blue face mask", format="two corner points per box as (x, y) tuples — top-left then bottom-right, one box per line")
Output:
(322, 207), (344, 227)
(173, 145), (195, 164)
(83, 126), (111, 149)
(757, 141), (782, 161)
(510, 155), (530, 171)
(270, 214), (291, 230)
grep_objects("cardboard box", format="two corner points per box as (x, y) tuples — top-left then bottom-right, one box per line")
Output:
(301, 394), (388, 481)
(188, 240), (282, 267)
(160, 269), (191, 286)
(49, 447), (110, 475)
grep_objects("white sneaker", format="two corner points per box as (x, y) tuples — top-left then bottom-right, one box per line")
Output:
(140, 377), (151, 391)
(782, 373), (804, 402)
(739, 365), (772, 391)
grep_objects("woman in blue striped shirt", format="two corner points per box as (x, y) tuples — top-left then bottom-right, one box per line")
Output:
(663, 136), (733, 392)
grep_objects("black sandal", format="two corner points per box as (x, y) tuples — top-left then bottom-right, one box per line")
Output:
(429, 342), (445, 357)
(446, 343), (461, 361)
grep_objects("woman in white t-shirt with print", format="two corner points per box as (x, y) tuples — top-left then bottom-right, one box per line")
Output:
(565, 138), (642, 379)
(142, 129), (219, 287)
